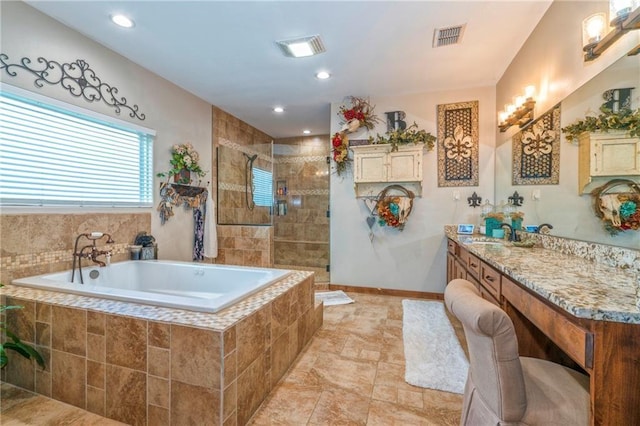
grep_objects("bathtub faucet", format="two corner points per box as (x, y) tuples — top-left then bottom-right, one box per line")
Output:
(72, 232), (115, 284)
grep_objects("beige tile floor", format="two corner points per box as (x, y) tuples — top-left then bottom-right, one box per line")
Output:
(248, 292), (466, 425)
(0, 292), (466, 425)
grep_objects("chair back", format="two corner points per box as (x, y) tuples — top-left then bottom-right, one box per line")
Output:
(444, 279), (527, 422)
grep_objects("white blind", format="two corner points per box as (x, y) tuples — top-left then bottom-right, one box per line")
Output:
(0, 90), (154, 207)
(252, 167), (273, 207)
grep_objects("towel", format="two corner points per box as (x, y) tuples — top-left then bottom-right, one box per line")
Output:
(204, 192), (218, 258)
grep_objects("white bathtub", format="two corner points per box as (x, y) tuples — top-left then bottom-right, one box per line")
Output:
(11, 261), (292, 313)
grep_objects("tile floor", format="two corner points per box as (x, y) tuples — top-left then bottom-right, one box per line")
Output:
(248, 292), (466, 425)
(0, 292), (466, 425)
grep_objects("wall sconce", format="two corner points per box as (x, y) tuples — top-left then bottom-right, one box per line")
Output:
(584, 0), (640, 61)
(498, 86), (536, 132)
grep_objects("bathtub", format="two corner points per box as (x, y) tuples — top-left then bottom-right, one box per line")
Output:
(11, 260), (292, 313)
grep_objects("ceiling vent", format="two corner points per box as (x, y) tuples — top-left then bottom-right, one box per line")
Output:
(433, 24), (466, 48)
(276, 35), (326, 58)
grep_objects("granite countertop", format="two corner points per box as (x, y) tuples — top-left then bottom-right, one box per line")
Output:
(445, 229), (640, 325)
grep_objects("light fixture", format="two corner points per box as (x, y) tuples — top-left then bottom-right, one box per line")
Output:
(303, 130), (311, 134)
(583, 13), (608, 59)
(273, 106), (284, 113)
(276, 35), (326, 58)
(315, 71), (331, 80)
(110, 14), (135, 28)
(583, 0), (640, 61)
(498, 86), (536, 132)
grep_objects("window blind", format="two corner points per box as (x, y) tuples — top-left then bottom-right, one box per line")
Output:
(252, 167), (273, 208)
(0, 89), (154, 207)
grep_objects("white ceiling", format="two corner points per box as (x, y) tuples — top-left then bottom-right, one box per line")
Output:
(26, 1), (553, 139)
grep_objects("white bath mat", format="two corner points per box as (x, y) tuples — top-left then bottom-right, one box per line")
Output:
(315, 290), (354, 306)
(402, 299), (469, 394)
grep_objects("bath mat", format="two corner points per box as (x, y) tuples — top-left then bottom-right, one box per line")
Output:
(402, 299), (468, 394)
(315, 290), (354, 306)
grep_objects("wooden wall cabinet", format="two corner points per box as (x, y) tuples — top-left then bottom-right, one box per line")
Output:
(351, 143), (424, 196)
(578, 131), (640, 193)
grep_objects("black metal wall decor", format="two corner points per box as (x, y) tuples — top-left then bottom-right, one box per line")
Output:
(508, 191), (524, 207)
(467, 192), (482, 208)
(437, 100), (479, 187)
(512, 104), (560, 185)
(0, 54), (146, 121)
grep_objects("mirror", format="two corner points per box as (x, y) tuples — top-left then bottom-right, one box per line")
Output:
(217, 142), (273, 225)
(495, 53), (640, 249)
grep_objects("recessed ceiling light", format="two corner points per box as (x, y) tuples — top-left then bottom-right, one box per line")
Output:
(273, 106), (284, 113)
(110, 14), (135, 28)
(303, 130), (311, 135)
(316, 71), (331, 80)
(276, 35), (326, 58)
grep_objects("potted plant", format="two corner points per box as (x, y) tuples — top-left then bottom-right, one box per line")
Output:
(1, 284), (45, 370)
(561, 106), (640, 142)
(157, 143), (207, 184)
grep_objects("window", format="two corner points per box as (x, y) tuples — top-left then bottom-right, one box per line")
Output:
(0, 85), (155, 207)
(252, 167), (273, 207)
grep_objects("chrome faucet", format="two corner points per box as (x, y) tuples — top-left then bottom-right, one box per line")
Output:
(536, 223), (554, 234)
(499, 223), (520, 242)
(72, 232), (114, 284)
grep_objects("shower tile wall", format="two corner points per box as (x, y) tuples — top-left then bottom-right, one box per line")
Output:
(273, 136), (330, 283)
(0, 213), (151, 283)
(212, 107), (273, 267)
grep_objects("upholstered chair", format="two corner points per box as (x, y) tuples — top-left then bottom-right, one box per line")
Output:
(444, 279), (590, 425)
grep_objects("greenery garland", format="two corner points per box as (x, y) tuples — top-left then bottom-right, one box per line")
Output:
(561, 107), (640, 142)
(369, 122), (436, 152)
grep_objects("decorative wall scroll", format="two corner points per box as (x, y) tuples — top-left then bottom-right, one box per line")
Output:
(0, 54), (146, 120)
(512, 105), (560, 185)
(437, 100), (479, 187)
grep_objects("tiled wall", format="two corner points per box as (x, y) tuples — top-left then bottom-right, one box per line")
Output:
(215, 225), (273, 268)
(212, 106), (274, 268)
(273, 136), (330, 282)
(0, 213), (151, 284)
(1, 274), (322, 425)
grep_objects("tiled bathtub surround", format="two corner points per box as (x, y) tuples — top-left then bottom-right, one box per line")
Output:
(0, 213), (151, 284)
(1, 270), (322, 425)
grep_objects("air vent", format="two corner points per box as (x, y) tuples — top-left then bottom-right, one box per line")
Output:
(433, 24), (466, 47)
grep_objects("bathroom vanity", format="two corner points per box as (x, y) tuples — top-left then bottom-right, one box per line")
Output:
(445, 229), (640, 426)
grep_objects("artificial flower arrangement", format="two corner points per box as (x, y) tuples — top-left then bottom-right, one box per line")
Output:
(331, 97), (381, 176)
(591, 179), (640, 235)
(561, 106), (640, 142)
(338, 96), (380, 132)
(331, 132), (350, 176)
(374, 185), (415, 231)
(157, 142), (207, 184)
(369, 122), (436, 152)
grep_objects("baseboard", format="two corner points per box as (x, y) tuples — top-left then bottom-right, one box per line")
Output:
(327, 283), (443, 300)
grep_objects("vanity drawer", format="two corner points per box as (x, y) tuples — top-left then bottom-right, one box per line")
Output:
(502, 277), (593, 369)
(447, 239), (459, 256)
(460, 249), (481, 280)
(480, 286), (501, 307)
(480, 261), (501, 300)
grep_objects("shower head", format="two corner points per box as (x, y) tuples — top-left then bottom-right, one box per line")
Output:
(244, 153), (258, 162)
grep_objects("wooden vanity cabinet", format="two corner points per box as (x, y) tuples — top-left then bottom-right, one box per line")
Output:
(445, 237), (640, 425)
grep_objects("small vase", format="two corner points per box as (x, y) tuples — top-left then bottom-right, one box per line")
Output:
(174, 169), (191, 184)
